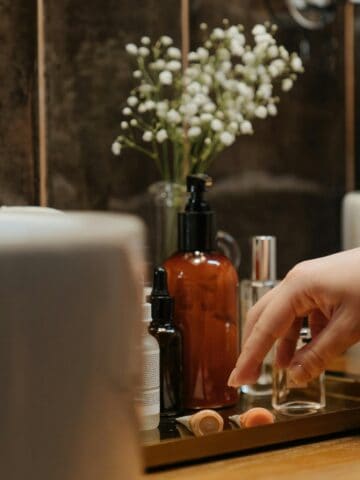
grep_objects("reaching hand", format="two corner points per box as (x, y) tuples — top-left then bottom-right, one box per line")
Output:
(228, 249), (360, 388)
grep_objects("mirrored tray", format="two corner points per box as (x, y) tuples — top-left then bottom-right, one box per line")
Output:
(142, 373), (360, 470)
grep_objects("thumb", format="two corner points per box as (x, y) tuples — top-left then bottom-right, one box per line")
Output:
(287, 307), (357, 384)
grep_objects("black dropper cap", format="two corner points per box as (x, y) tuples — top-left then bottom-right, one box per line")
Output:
(151, 267), (174, 326)
(178, 174), (216, 252)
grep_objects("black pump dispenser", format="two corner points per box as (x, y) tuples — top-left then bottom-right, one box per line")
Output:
(178, 174), (216, 252)
(151, 267), (174, 326)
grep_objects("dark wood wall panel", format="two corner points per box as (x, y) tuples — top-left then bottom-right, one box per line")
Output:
(45, 0), (180, 209)
(0, 0), (37, 205)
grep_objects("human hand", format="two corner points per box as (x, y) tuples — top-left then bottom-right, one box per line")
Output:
(228, 249), (360, 388)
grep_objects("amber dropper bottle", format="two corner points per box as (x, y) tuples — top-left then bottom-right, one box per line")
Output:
(149, 267), (183, 417)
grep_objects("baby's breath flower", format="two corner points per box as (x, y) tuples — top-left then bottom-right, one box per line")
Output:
(142, 131), (153, 142)
(282, 78), (293, 91)
(126, 43), (138, 55)
(188, 52), (199, 62)
(279, 46), (290, 60)
(291, 55), (303, 72)
(240, 120), (253, 134)
(156, 129), (168, 143)
(200, 73), (212, 86)
(226, 25), (240, 38)
(218, 48), (231, 61)
(116, 21), (303, 179)
(161, 35), (173, 46)
(212, 27), (225, 40)
(268, 104), (278, 116)
(159, 70), (173, 85)
(252, 24), (267, 36)
(189, 116), (201, 126)
(187, 81), (202, 95)
(144, 100), (155, 111)
(197, 47), (209, 61)
(112, 141), (122, 155)
(242, 51), (255, 64)
(180, 103), (198, 117)
(127, 96), (138, 107)
(211, 118), (224, 132)
(193, 93), (208, 106)
(220, 131), (235, 146)
(267, 45), (279, 58)
(220, 61), (232, 73)
(200, 22), (208, 30)
(139, 84), (153, 94)
(228, 121), (238, 134)
(202, 85), (210, 95)
(167, 60), (182, 71)
(167, 47), (181, 59)
(257, 83), (273, 99)
(156, 101), (169, 118)
(230, 40), (245, 57)
(155, 59), (166, 70)
(166, 109), (182, 124)
(188, 126), (202, 138)
(138, 46), (150, 57)
(203, 102), (216, 113)
(200, 113), (213, 123)
(255, 33), (275, 46)
(255, 105), (268, 119)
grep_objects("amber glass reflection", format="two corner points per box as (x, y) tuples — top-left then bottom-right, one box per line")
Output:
(164, 251), (239, 409)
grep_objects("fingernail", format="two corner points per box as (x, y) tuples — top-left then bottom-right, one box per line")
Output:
(227, 368), (238, 387)
(227, 367), (258, 388)
(288, 363), (311, 385)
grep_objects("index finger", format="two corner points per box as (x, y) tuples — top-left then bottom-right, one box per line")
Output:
(228, 281), (314, 388)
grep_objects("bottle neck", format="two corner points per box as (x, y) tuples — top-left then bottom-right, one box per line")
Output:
(178, 211), (216, 252)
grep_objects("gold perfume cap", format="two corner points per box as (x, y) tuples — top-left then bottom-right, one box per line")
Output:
(251, 236), (277, 282)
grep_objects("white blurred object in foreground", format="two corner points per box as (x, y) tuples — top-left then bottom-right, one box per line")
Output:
(0, 211), (144, 480)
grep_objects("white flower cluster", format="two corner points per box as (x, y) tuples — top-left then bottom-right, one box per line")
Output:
(112, 21), (304, 183)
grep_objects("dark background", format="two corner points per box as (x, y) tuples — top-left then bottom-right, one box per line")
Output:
(0, 0), (357, 278)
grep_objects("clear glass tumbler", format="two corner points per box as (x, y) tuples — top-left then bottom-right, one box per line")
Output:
(272, 325), (326, 415)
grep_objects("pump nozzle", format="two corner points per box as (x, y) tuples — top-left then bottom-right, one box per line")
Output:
(186, 175), (213, 213)
(187, 174), (213, 193)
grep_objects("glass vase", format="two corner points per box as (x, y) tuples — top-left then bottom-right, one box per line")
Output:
(148, 182), (187, 266)
(148, 181), (241, 269)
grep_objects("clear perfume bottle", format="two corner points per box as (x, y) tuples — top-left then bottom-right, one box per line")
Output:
(240, 236), (277, 396)
(272, 321), (326, 415)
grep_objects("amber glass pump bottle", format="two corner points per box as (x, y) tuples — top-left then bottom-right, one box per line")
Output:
(164, 174), (239, 409)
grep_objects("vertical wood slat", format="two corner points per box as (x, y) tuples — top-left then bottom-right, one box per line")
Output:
(344, 2), (355, 192)
(0, 1), (38, 205)
(37, 0), (48, 206)
(181, 0), (190, 179)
